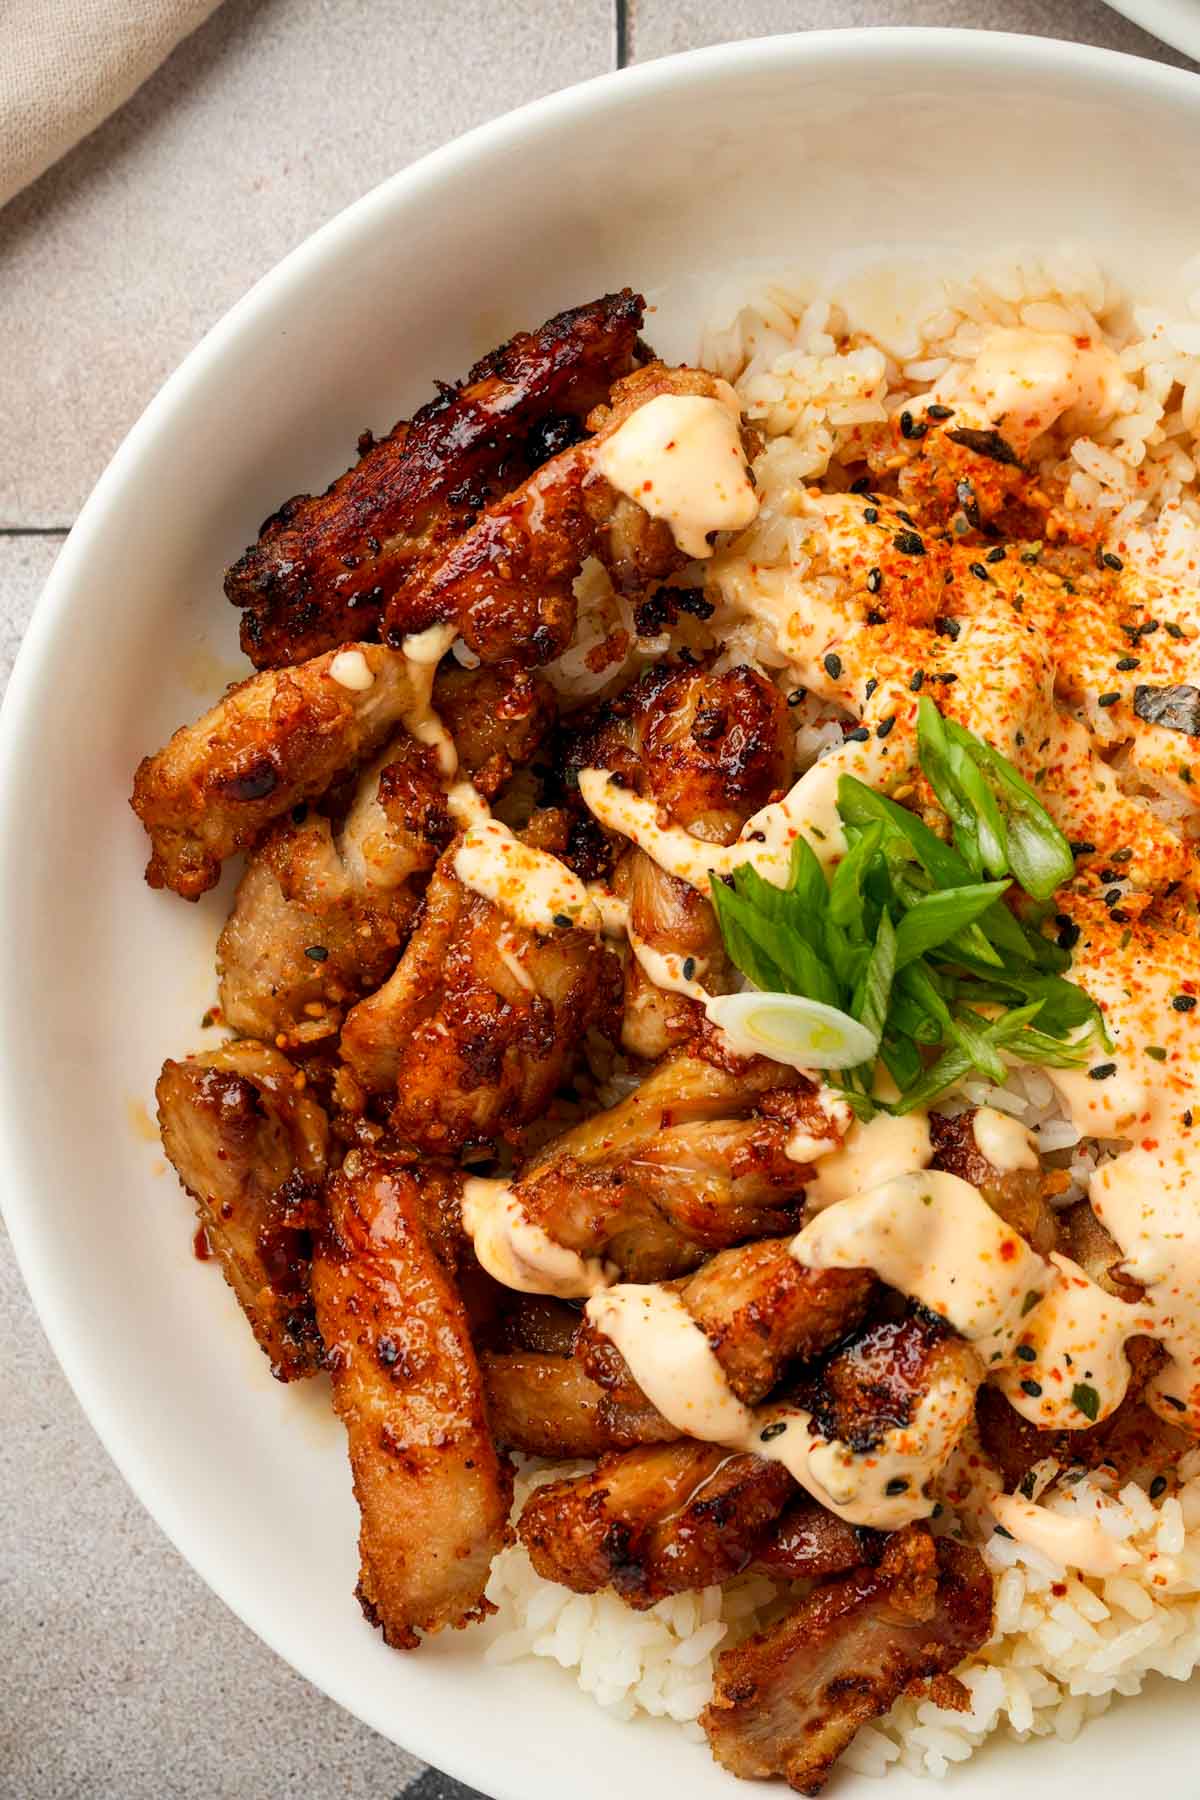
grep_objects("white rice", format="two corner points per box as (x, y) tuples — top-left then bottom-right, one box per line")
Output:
(485, 249), (1200, 1775)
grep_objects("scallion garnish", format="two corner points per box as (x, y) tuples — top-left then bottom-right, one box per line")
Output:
(710, 700), (1106, 1114)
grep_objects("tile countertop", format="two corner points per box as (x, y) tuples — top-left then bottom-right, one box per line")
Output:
(0, 1), (1193, 1795)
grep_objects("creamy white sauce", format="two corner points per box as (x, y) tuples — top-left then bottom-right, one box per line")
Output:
(794, 1171), (1053, 1364)
(992, 1251), (1146, 1428)
(800, 1110), (933, 1210)
(578, 731), (897, 899)
(402, 622), (458, 665)
(626, 923), (711, 1003)
(328, 648), (375, 691)
(453, 817), (600, 934)
(585, 1283), (976, 1528)
(592, 384), (758, 559)
(462, 1177), (611, 1299)
(964, 326), (1126, 449)
(972, 1105), (1039, 1173)
(989, 1492), (1138, 1576)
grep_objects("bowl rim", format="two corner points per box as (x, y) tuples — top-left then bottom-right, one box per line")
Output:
(4, 24), (1200, 1792)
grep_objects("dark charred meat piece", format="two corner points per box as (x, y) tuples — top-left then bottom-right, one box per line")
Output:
(156, 1042), (328, 1379)
(703, 1529), (992, 1793)
(310, 1150), (512, 1647)
(518, 1441), (794, 1608)
(753, 1496), (884, 1583)
(339, 838), (621, 1152)
(481, 1351), (678, 1458)
(929, 1108), (1058, 1255)
(510, 1054), (837, 1282)
(226, 292), (645, 668)
(578, 1237), (876, 1411)
(796, 1313), (979, 1454)
(565, 656), (793, 844)
(132, 645), (434, 899)
(382, 364), (739, 666)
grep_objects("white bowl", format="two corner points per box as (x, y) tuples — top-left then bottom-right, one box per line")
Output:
(5, 28), (1200, 1800)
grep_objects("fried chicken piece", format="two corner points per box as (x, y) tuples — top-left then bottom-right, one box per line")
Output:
(310, 1149), (512, 1648)
(216, 664), (555, 1044)
(702, 1529), (992, 1794)
(929, 1107), (1059, 1255)
(226, 291), (645, 668)
(796, 1312), (980, 1454)
(156, 1041), (328, 1379)
(481, 1351), (678, 1457)
(518, 1441), (794, 1608)
(382, 364), (739, 665)
(614, 849), (734, 1059)
(754, 1495), (884, 1582)
(339, 838), (620, 1151)
(510, 1054), (835, 1282)
(133, 644), (436, 898)
(579, 1237), (875, 1411)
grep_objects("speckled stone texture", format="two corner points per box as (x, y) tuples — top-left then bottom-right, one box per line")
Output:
(0, 1), (1190, 1795)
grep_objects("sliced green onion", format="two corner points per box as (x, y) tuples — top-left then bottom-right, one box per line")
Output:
(705, 992), (881, 1071)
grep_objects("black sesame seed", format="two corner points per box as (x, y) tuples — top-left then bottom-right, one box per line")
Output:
(897, 509), (916, 526)
(910, 670), (925, 692)
(927, 403), (954, 420)
(304, 945), (329, 962)
(1070, 840), (1097, 856)
(850, 476), (871, 495)
(893, 529), (926, 557)
(1116, 656), (1140, 671)
(787, 689), (805, 708)
(553, 913), (573, 929)
(985, 546), (1006, 564)
(846, 727), (870, 743)
(1110, 909), (1131, 924)
(1015, 1344), (1037, 1362)
(1104, 888), (1122, 907)
(1165, 620), (1186, 640)
(877, 715), (896, 739)
(866, 566), (883, 594)
(1150, 1476), (1169, 1500)
(1089, 1063), (1117, 1080)
(900, 410), (916, 438)
(885, 1477), (910, 1495)
(1187, 1110), (1195, 1128)
(969, 561), (991, 581)
(682, 957), (696, 981)
(936, 672), (959, 684)
(1146, 1045), (1168, 1062)
(1162, 1394), (1187, 1413)
(864, 506), (879, 525)
(1139, 618), (1161, 637)
(1056, 917), (1081, 951)
(1110, 847), (1133, 863)
(866, 609), (886, 625)
(935, 615), (962, 640)
(993, 1525), (1015, 1540)
(864, 677), (878, 700)
(759, 1421), (787, 1442)
(824, 652), (843, 679)
(1020, 1379), (1043, 1398)
(1103, 551), (1124, 572)
(1173, 994), (1197, 1012)
(1097, 691), (1120, 707)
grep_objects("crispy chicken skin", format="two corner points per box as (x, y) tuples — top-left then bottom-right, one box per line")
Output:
(702, 1529), (993, 1794)
(310, 1150), (512, 1647)
(133, 644), (434, 899)
(510, 1054), (839, 1282)
(579, 1238), (876, 1412)
(567, 657), (794, 845)
(481, 1351), (678, 1458)
(929, 1108), (1058, 1256)
(518, 1442), (795, 1608)
(797, 1313), (981, 1454)
(382, 364), (738, 665)
(217, 664), (555, 1043)
(340, 840), (621, 1151)
(226, 291), (645, 668)
(156, 1042), (328, 1379)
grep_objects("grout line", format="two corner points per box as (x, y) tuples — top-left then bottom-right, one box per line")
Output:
(0, 526), (71, 538)
(614, 0), (628, 68)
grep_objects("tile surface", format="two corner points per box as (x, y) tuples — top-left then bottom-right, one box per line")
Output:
(627, 0), (1196, 64)
(1, 0), (1194, 1796)
(0, 0), (613, 526)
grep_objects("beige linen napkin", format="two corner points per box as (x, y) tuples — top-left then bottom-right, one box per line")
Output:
(0, 0), (223, 211)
